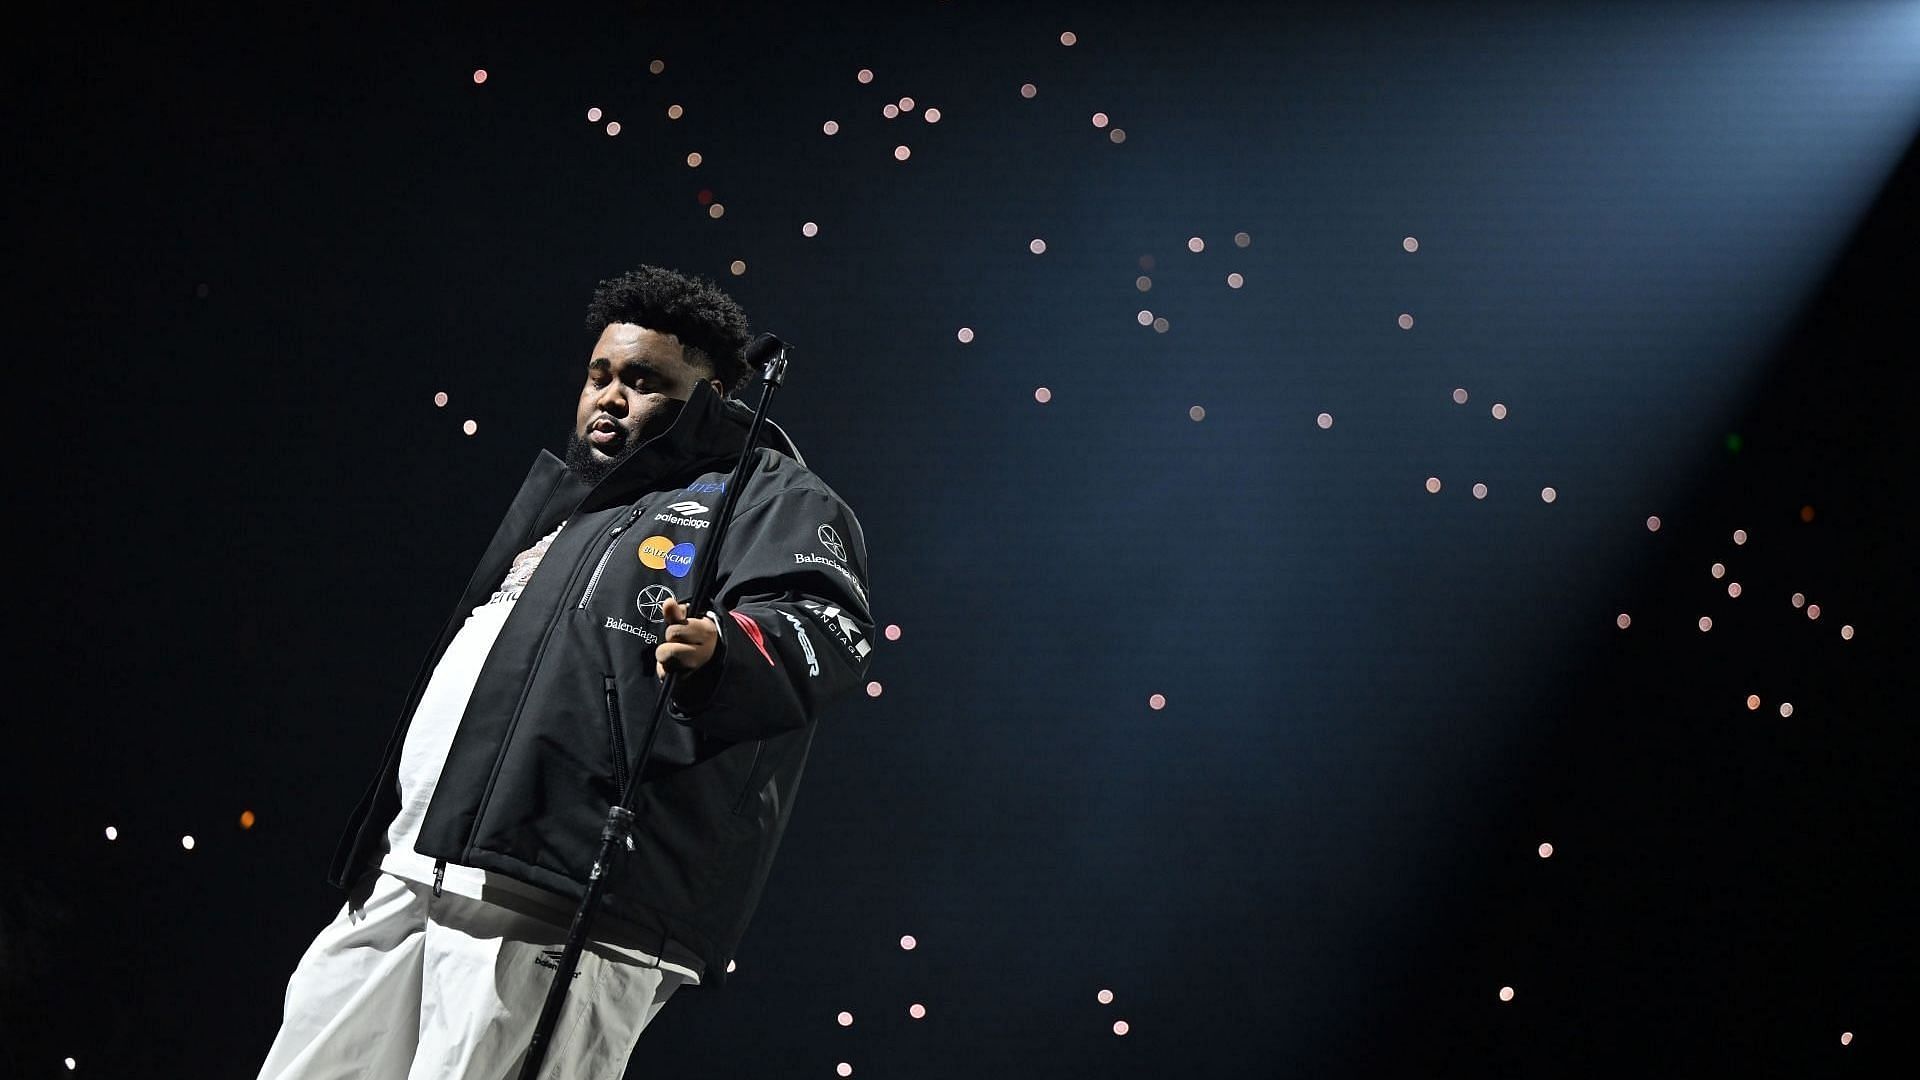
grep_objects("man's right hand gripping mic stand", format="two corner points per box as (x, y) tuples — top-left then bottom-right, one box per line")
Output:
(515, 332), (792, 1080)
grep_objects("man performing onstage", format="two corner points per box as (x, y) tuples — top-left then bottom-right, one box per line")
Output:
(257, 266), (874, 1079)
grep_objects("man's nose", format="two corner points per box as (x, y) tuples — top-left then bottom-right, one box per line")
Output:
(591, 381), (627, 414)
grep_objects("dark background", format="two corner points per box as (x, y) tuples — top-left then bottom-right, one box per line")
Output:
(5, 2), (1916, 1077)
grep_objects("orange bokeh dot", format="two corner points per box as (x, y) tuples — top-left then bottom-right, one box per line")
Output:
(1800, 505), (1815, 522)
(239, 810), (256, 829)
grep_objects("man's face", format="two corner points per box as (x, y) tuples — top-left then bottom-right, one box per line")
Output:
(566, 323), (726, 481)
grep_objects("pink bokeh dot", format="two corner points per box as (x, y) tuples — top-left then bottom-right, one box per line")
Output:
(1538, 842), (1553, 858)
(1397, 313), (1414, 329)
(1113, 1020), (1130, 1035)
(837, 1011), (853, 1027)
(462, 420), (478, 436)
(605, 121), (621, 136)
(472, 69), (488, 84)
(1148, 693), (1166, 710)
(1034, 387), (1052, 404)
(957, 327), (974, 344)
(899, 934), (917, 950)
(1424, 477), (1442, 494)
(1097, 989), (1114, 1004)
(433, 391), (448, 408)
(587, 107), (602, 122)
(884, 624), (902, 641)
(1647, 515), (1662, 532)
(866, 681), (882, 698)
(909, 1003), (927, 1019)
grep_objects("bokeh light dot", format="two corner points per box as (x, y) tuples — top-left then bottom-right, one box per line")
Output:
(1060, 31), (1078, 46)
(1647, 515), (1662, 532)
(433, 391), (448, 407)
(1733, 529), (1748, 545)
(909, 1003), (926, 1019)
(1398, 313), (1414, 329)
(472, 69), (488, 84)
(1092, 112), (1109, 128)
(182, 835), (195, 850)
(727, 959), (736, 972)
(1020, 82), (1037, 98)
(837, 1011), (853, 1027)
(1541, 487), (1557, 503)
(1538, 842), (1553, 858)
(1035, 387), (1052, 403)
(1472, 482), (1488, 500)
(1800, 504), (1815, 522)
(1234, 231), (1251, 247)
(1699, 616), (1713, 632)
(648, 59), (665, 75)
(1149, 693), (1166, 710)
(924, 108), (942, 123)
(708, 203), (725, 218)
(1491, 403), (1509, 420)
(836, 1065), (852, 1078)
(884, 624), (901, 641)
(956, 327), (974, 343)
(1807, 603), (1821, 619)
(1189, 405), (1206, 422)
(1841, 1032), (1853, 1046)
(894, 145), (911, 161)
(1317, 412), (1334, 430)
(667, 104), (684, 120)
(898, 96), (915, 111)
(463, 420), (478, 436)
(1841, 624), (1854, 640)
(1499, 986), (1515, 1003)
(1187, 236), (1205, 253)
(866, 681), (882, 698)
(1616, 613), (1631, 629)
(1097, 989), (1114, 1004)
(686, 152), (703, 167)
(822, 120), (840, 136)
(1152, 317), (1169, 333)
(1136, 275), (1152, 291)
(105, 826), (118, 841)
(1108, 128), (1126, 143)
(1136, 310), (1153, 326)
(1452, 388), (1468, 404)
(1780, 702), (1794, 718)
(1747, 694), (1762, 711)
(729, 260), (746, 276)
(1711, 562), (1726, 579)
(239, 809), (256, 829)
(1227, 272), (1245, 288)
(1727, 582), (1742, 597)
(1792, 592), (1806, 608)
(65, 1058), (76, 1071)
(899, 935), (917, 950)
(586, 107), (602, 122)
(1403, 236), (1419, 252)
(882, 104), (899, 119)
(1113, 1020), (1130, 1036)
(857, 68), (873, 84)
(1029, 238), (1047, 254)
(605, 121), (621, 136)
(802, 222), (819, 238)
(1425, 477), (1442, 494)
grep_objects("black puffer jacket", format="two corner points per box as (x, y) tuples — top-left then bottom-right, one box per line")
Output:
(327, 381), (873, 987)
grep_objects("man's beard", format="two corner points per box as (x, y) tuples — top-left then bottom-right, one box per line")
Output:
(563, 430), (642, 484)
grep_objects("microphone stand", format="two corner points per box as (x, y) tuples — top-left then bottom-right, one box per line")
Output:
(515, 333), (792, 1080)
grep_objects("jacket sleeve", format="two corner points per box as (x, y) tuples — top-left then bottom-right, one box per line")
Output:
(665, 482), (874, 741)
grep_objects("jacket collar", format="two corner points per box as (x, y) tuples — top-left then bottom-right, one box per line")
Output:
(564, 379), (792, 515)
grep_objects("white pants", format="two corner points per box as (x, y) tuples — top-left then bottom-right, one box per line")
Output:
(257, 870), (687, 1080)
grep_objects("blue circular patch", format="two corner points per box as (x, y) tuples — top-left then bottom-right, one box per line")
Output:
(666, 541), (696, 578)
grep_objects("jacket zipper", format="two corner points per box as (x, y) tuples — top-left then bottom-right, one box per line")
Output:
(432, 859), (446, 897)
(733, 740), (765, 814)
(604, 676), (631, 798)
(576, 505), (647, 610)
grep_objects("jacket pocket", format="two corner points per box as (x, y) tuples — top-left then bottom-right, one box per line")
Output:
(603, 675), (631, 801)
(731, 740), (765, 816)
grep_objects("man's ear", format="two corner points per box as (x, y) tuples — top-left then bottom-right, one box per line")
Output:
(708, 377), (728, 399)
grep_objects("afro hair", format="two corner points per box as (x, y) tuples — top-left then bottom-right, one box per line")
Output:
(584, 265), (752, 395)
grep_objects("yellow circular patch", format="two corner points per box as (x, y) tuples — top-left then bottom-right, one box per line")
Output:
(638, 534), (675, 570)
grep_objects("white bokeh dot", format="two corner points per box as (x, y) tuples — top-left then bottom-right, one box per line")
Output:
(1538, 842), (1553, 858)
(1149, 693), (1166, 710)
(1541, 487), (1557, 503)
(1097, 989), (1114, 1004)
(1403, 236), (1419, 252)
(822, 120), (840, 136)
(1728, 582), (1742, 598)
(1780, 702), (1794, 718)
(1189, 405), (1206, 422)
(837, 1064), (852, 1078)
(587, 107), (602, 122)
(1020, 82), (1037, 98)
(1499, 986), (1515, 1003)
(1187, 236), (1205, 253)
(1425, 477), (1442, 494)
(1491, 403), (1509, 420)
(1452, 388), (1468, 404)
(1792, 592), (1806, 608)
(900, 934), (917, 950)
(909, 1003), (927, 1019)
(1113, 1020), (1130, 1035)
(1092, 112), (1109, 128)
(893, 145), (911, 161)
(1397, 313), (1414, 329)
(182, 835), (196, 850)
(1647, 515), (1662, 532)
(433, 391), (448, 407)
(463, 419), (478, 436)
(1617, 613), (1631, 629)
(1029, 238), (1046, 254)
(1227, 272), (1244, 288)
(802, 222), (819, 238)
(1060, 31), (1078, 46)
(1733, 529), (1748, 545)
(837, 1011), (853, 1027)
(1472, 482), (1488, 500)
(472, 69), (488, 85)
(956, 327), (974, 343)
(1841, 1031), (1853, 1046)
(1316, 412), (1333, 430)
(857, 68), (874, 84)
(105, 826), (118, 841)
(605, 121), (621, 136)
(1841, 624), (1854, 640)
(1034, 387), (1052, 403)
(1699, 616), (1713, 632)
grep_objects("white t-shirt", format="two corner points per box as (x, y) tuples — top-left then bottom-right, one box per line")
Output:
(377, 520), (701, 984)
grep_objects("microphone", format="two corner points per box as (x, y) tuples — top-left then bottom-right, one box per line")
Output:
(745, 332), (791, 386)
